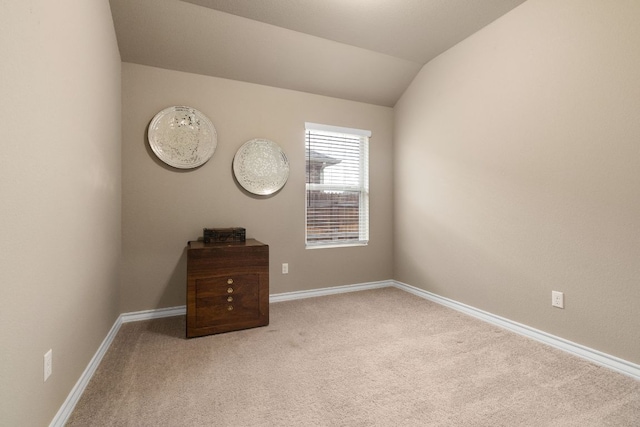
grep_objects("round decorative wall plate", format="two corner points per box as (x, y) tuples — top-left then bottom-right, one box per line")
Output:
(233, 139), (289, 195)
(148, 106), (217, 169)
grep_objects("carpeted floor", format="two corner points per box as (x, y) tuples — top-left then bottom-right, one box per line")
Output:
(67, 287), (640, 426)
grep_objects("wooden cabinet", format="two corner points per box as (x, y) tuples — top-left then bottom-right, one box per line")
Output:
(186, 239), (269, 338)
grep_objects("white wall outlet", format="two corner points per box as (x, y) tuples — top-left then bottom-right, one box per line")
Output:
(551, 291), (564, 308)
(282, 263), (289, 274)
(44, 349), (52, 382)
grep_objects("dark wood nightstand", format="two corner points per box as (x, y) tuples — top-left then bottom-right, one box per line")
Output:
(186, 239), (269, 338)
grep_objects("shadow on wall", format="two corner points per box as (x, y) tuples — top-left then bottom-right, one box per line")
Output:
(157, 247), (188, 310)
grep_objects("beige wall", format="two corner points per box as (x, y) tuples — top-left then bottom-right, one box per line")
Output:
(5, 1), (638, 423)
(394, 0), (640, 364)
(121, 63), (394, 313)
(0, 1), (121, 425)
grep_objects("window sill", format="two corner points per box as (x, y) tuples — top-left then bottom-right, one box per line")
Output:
(305, 242), (368, 250)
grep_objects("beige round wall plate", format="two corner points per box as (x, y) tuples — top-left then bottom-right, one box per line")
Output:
(233, 138), (289, 195)
(148, 106), (217, 169)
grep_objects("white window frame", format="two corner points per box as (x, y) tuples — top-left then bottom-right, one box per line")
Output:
(305, 122), (371, 249)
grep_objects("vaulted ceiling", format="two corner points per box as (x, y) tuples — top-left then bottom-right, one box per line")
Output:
(109, 0), (526, 106)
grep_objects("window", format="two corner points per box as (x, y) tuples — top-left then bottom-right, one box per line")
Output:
(305, 122), (370, 248)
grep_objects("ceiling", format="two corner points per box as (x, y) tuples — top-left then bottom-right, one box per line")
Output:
(109, 0), (526, 106)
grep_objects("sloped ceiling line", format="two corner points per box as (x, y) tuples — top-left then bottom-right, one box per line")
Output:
(110, 0), (526, 106)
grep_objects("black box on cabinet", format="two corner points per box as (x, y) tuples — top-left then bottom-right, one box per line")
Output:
(203, 227), (246, 243)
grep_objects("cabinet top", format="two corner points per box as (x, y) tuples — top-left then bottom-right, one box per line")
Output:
(187, 238), (266, 250)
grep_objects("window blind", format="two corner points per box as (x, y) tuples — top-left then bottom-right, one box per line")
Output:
(305, 123), (370, 248)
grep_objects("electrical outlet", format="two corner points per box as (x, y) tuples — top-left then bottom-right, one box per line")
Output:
(44, 349), (52, 382)
(551, 291), (564, 309)
(282, 263), (288, 274)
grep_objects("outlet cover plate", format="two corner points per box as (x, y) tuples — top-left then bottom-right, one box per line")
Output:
(44, 349), (52, 381)
(552, 291), (564, 308)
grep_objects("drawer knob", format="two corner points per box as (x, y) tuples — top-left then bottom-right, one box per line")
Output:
(227, 305), (234, 311)
(227, 296), (233, 302)
(227, 287), (233, 294)
(227, 278), (234, 285)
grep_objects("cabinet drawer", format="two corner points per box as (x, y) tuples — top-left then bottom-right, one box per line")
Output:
(187, 246), (268, 277)
(194, 274), (260, 327)
(195, 293), (260, 327)
(195, 273), (259, 298)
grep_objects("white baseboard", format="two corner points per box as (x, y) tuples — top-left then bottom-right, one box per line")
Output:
(121, 305), (186, 323)
(391, 280), (640, 381)
(49, 315), (123, 427)
(49, 305), (186, 427)
(51, 279), (639, 425)
(269, 280), (393, 303)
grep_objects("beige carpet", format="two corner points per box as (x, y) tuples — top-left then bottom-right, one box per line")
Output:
(67, 287), (640, 426)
